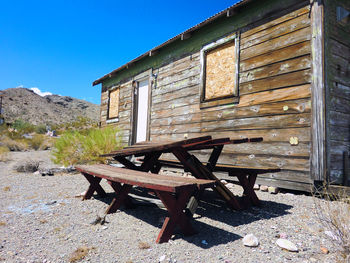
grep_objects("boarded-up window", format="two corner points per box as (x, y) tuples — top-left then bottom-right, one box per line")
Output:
(200, 33), (239, 108)
(108, 88), (119, 119)
(205, 41), (236, 100)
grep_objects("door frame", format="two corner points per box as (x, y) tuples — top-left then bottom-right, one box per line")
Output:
(130, 70), (152, 145)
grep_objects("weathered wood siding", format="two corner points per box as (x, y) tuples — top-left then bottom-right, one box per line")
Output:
(100, 4), (314, 191)
(324, 0), (350, 184)
(151, 6), (312, 191)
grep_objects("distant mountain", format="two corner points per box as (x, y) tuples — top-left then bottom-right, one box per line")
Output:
(0, 88), (99, 125)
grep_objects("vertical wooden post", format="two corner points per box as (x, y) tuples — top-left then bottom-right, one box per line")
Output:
(310, 0), (327, 184)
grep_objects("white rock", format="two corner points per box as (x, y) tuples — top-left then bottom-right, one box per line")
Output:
(260, 185), (268, 192)
(268, 186), (279, 194)
(221, 180), (228, 184)
(325, 230), (339, 241)
(226, 183), (235, 189)
(253, 184), (260, 190)
(276, 238), (298, 252)
(33, 171), (40, 175)
(159, 255), (166, 262)
(242, 234), (259, 247)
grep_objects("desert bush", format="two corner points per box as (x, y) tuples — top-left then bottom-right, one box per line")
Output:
(1, 136), (28, 151)
(51, 126), (123, 166)
(314, 188), (350, 262)
(12, 119), (35, 135)
(0, 146), (9, 162)
(15, 161), (39, 172)
(27, 134), (45, 150)
(35, 124), (47, 134)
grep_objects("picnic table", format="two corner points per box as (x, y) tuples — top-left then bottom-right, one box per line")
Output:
(76, 135), (280, 242)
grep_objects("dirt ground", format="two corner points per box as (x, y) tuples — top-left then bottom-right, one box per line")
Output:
(0, 151), (342, 263)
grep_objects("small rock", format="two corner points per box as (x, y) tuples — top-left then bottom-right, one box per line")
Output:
(280, 233), (288, 239)
(45, 201), (57, 205)
(276, 239), (298, 252)
(159, 255), (166, 262)
(242, 234), (259, 247)
(320, 246), (329, 254)
(226, 183), (235, 189)
(268, 186), (279, 194)
(102, 226), (108, 230)
(221, 180), (228, 185)
(324, 230), (338, 241)
(33, 171), (40, 175)
(253, 184), (260, 190)
(75, 191), (87, 198)
(260, 185), (268, 192)
(201, 240), (208, 245)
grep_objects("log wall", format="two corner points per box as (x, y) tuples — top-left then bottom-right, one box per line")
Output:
(324, 0), (350, 184)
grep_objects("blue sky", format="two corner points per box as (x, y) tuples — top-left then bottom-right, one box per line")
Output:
(0, 0), (238, 104)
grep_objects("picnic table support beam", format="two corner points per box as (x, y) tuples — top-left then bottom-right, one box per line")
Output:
(172, 147), (242, 210)
(82, 173), (107, 200)
(234, 173), (260, 208)
(155, 189), (197, 243)
(105, 182), (133, 214)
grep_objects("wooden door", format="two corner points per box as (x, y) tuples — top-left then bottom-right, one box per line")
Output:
(133, 79), (150, 143)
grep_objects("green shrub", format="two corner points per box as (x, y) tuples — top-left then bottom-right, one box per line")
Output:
(12, 119), (35, 135)
(35, 125), (47, 134)
(0, 146), (9, 162)
(51, 126), (123, 166)
(28, 134), (45, 150)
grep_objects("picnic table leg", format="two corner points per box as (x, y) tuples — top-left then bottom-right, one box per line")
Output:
(173, 148), (242, 210)
(105, 182), (133, 214)
(235, 173), (260, 207)
(155, 189), (197, 243)
(107, 181), (135, 209)
(82, 173), (107, 200)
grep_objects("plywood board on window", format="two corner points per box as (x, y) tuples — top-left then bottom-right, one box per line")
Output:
(205, 41), (236, 100)
(108, 88), (119, 119)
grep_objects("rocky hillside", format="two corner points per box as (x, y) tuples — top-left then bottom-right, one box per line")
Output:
(0, 88), (99, 125)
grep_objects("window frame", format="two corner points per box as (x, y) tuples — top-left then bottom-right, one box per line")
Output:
(106, 86), (120, 123)
(199, 32), (240, 109)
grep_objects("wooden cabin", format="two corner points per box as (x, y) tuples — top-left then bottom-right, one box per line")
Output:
(93, 0), (350, 192)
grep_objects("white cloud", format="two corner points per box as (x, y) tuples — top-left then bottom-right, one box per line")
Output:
(30, 87), (52, 97)
(16, 85), (24, 88)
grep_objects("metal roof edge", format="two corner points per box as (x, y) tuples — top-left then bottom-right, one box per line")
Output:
(92, 0), (252, 86)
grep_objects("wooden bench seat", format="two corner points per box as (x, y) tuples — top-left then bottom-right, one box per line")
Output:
(75, 164), (215, 243)
(152, 158), (281, 208)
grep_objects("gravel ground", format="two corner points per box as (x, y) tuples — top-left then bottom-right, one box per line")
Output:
(0, 151), (340, 263)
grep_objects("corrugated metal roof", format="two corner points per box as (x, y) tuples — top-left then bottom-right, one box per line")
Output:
(93, 0), (252, 86)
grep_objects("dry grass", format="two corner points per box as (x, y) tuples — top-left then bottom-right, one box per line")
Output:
(69, 246), (91, 263)
(3, 186), (10, 192)
(0, 146), (10, 162)
(0, 222), (6, 226)
(138, 241), (151, 249)
(1, 136), (28, 151)
(314, 188), (350, 262)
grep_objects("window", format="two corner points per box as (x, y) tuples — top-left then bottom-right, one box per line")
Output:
(200, 33), (240, 108)
(107, 87), (120, 122)
(337, 6), (350, 25)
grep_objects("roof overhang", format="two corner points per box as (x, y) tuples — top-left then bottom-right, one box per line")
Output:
(93, 0), (253, 86)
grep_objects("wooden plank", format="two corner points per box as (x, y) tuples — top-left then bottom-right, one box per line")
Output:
(156, 65), (200, 88)
(152, 85), (199, 105)
(330, 125), (350, 142)
(310, 0), (326, 182)
(151, 93), (199, 112)
(330, 38), (350, 60)
(329, 96), (350, 113)
(238, 85), (311, 107)
(153, 77), (199, 97)
(330, 82), (350, 99)
(161, 152), (310, 172)
(241, 13), (310, 50)
(151, 113), (311, 135)
(151, 98), (311, 127)
(240, 26), (311, 61)
(151, 127), (311, 143)
(240, 41), (311, 72)
(240, 55), (311, 83)
(158, 53), (200, 74)
(241, 6), (310, 39)
(329, 111), (350, 128)
(240, 69), (311, 95)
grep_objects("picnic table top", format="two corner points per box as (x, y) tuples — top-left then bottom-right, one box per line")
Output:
(100, 136), (263, 158)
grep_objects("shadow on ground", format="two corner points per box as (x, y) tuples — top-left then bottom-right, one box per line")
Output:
(92, 188), (293, 248)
